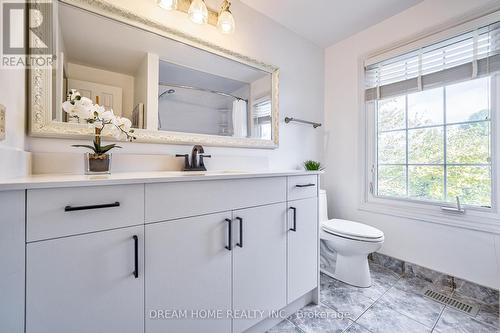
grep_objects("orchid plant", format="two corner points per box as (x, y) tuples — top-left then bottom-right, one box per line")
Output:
(62, 89), (136, 156)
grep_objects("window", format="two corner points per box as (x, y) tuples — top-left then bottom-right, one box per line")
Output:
(376, 78), (492, 207)
(364, 18), (500, 214)
(252, 98), (272, 140)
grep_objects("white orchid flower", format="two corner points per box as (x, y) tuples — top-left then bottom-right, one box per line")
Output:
(81, 108), (94, 120)
(112, 115), (121, 126)
(79, 96), (93, 107)
(101, 110), (115, 122)
(88, 104), (105, 119)
(103, 124), (122, 139)
(112, 126), (122, 139)
(120, 117), (132, 131)
(93, 120), (104, 128)
(67, 89), (81, 101)
(62, 100), (75, 113)
(62, 90), (136, 144)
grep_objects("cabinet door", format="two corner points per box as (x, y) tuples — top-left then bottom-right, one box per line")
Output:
(233, 203), (287, 333)
(145, 213), (232, 333)
(0, 191), (25, 333)
(287, 197), (318, 303)
(26, 226), (144, 333)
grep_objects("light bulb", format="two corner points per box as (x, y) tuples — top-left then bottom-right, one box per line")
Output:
(157, 0), (177, 10)
(188, 0), (208, 25)
(217, 9), (235, 34)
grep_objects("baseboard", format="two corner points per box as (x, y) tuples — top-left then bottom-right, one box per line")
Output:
(369, 252), (499, 303)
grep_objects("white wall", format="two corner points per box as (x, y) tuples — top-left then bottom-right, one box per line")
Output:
(0, 69), (29, 179)
(24, 0), (324, 170)
(158, 99), (223, 135)
(134, 53), (159, 130)
(324, 0), (500, 289)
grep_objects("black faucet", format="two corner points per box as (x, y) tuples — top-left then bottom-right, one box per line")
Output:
(176, 145), (211, 171)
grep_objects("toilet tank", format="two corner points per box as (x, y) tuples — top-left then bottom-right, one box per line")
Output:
(319, 189), (328, 222)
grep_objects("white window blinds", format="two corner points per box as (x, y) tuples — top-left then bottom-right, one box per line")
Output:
(365, 21), (500, 101)
(253, 99), (272, 121)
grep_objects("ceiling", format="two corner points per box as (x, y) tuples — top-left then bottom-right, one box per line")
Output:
(239, 0), (424, 47)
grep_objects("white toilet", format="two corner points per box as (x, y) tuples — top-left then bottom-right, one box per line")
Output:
(320, 190), (384, 287)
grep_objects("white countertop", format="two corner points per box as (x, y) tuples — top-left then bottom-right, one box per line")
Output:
(0, 170), (322, 191)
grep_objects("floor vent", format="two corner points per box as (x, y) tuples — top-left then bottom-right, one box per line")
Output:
(423, 289), (479, 316)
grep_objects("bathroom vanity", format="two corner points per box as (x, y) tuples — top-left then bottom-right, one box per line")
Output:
(0, 171), (320, 333)
(5, 1), (322, 330)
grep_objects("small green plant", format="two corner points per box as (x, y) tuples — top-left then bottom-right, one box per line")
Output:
(303, 160), (324, 171)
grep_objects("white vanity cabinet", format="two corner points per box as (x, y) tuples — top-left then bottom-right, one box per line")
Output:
(26, 226), (144, 333)
(1, 171), (319, 333)
(232, 203), (287, 333)
(25, 185), (145, 333)
(0, 191), (25, 333)
(287, 197), (318, 303)
(145, 212), (233, 333)
(144, 178), (289, 333)
(145, 203), (288, 333)
(286, 174), (319, 304)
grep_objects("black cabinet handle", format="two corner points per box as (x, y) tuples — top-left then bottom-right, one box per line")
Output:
(236, 217), (243, 248)
(64, 202), (120, 212)
(133, 235), (139, 278)
(296, 183), (316, 188)
(225, 218), (232, 251)
(289, 207), (297, 232)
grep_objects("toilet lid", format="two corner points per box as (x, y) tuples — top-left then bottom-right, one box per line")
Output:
(322, 219), (384, 240)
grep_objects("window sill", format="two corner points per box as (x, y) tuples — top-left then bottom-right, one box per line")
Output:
(359, 199), (500, 234)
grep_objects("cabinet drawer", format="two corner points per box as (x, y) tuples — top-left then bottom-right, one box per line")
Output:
(27, 184), (144, 242)
(287, 175), (318, 201)
(145, 177), (286, 223)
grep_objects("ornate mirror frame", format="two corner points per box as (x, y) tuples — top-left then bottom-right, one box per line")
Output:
(29, 0), (279, 149)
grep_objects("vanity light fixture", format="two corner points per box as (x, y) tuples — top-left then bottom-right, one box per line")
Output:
(217, 0), (235, 34)
(188, 0), (208, 24)
(157, 0), (235, 34)
(157, 0), (178, 10)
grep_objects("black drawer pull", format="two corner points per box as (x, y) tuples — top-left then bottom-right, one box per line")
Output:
(64, 202), (120, 212)
(133, 235), (139, 278)
(236, 217), (243, 248)
(289, 207), (297, 232)
(296, 183), (316, 188)
(225, 218), (232, 251)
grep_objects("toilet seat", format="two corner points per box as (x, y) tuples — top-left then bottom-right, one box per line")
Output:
(322, 219), (384, 243)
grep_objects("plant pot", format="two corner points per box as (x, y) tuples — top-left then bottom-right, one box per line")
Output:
(84, 153), (112, 174)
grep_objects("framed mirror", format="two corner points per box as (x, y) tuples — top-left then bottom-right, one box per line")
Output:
(29, 0), (279, 148)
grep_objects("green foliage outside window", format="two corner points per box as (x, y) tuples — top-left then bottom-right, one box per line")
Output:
(376, 78), (492, 208)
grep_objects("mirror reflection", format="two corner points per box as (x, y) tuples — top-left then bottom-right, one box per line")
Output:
(53, 2), (273, 140)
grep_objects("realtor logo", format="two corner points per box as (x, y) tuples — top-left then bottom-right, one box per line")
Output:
(1, 0), (55, 68)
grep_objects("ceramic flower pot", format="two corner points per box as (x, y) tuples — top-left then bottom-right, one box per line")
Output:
(84, 153), (112, 174)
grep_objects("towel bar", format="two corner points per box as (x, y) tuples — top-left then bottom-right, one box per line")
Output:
(284, 117), (321, 128)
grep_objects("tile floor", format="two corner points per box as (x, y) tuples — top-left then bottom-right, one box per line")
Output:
(267, 262), (499, 333)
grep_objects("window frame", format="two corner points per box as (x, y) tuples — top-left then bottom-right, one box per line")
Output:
(252, 96), (272, 140)
(360, 73), (500, 234)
